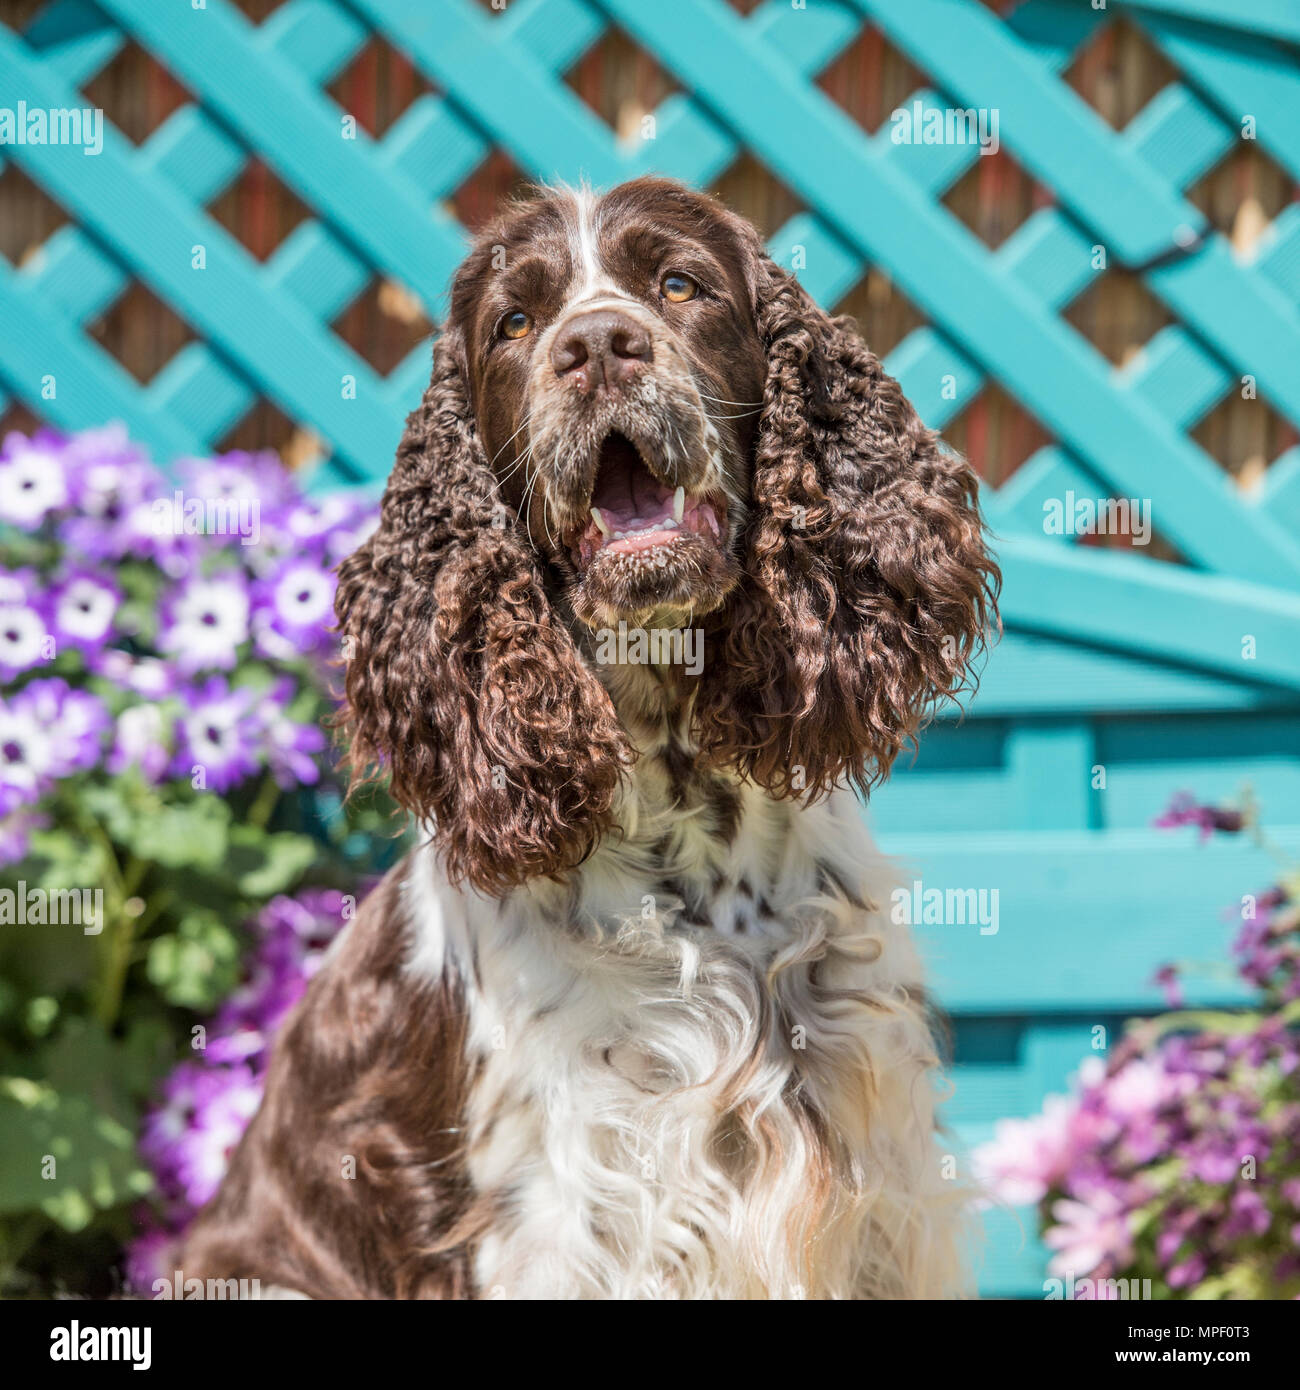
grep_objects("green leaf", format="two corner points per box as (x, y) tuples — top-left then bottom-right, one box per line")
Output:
(79, 783), (140, 848)
(0, 1078), (152, 1228)
(124, 797), (230, 871)
(227, 826), (316, 898)
(146, 910), (241, 1010)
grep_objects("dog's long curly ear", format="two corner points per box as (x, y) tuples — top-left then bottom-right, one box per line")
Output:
(334, 329), (632, 897)
(695, 254), (999, 800)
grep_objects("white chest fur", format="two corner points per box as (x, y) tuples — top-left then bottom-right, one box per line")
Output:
(403, 783), (967, 1300)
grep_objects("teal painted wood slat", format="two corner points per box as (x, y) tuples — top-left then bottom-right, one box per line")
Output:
(863, 0), (1300, 441)
(0, 259), (201, 461)
(600, 0), (1300, 588)
(881, 829), (1300, 1011)
(0, 26), (407, 481)
(1134, 10), (1300, 183)
(350, 0), (623, 187)
(1117, 0), (1300, 47)
(997, 535), (1300, 690)
(19, 0), (123, 86)
(96, 0), (464, 311)
(1005, 724), (1097, 830)
(952, 632), (1299, 717)
(856, 0), (1205, 267)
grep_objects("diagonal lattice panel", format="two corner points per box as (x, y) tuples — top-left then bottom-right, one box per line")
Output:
(2, 0), (1299, 616)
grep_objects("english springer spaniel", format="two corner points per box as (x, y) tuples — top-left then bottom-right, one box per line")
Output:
(181, 178), (999, 1299)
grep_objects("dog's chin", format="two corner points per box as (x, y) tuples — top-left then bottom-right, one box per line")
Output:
(569, 531), (740, 629)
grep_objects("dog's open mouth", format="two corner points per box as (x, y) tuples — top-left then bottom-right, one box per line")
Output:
(569, 432), (725, 571)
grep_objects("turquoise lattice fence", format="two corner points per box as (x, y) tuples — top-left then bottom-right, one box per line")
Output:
(3, 0), (1300, 1296)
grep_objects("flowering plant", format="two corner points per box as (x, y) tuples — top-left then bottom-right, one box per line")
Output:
(0, 425), (392, 1297)
(975, 794), (1300, 1299)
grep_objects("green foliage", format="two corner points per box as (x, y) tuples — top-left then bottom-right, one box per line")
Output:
(1, 754), (401, 1295)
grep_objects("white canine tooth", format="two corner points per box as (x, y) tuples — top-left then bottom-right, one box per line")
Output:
(590, 507), (610, 537)
(673, 487), (685, 523)
(661, 517), (678, 530)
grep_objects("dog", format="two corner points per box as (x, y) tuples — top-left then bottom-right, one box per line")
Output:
(180, 177), (998, 1299)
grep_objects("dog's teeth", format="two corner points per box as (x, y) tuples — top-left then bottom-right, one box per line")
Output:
(590, 507), (610, 537)
(673, 487), (685, 523)
(661, 517), (678, 530)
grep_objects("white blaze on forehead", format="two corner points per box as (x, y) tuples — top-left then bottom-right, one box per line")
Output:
(563, 186), (636, 312)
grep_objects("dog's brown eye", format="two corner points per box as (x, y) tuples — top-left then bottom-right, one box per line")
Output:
(501, 310), (532, 340)
(661, 273), (698, 303)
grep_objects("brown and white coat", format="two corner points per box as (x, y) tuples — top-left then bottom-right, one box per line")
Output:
(181, 179), (998, 1300)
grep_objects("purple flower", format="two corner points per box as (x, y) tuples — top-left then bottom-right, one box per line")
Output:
(49, 571), (120, 654)
(280, 491), (376, 564)
(122, 1222), (175, 1296)
(1166, 1254), (1207, 1289)
(107, 704), (172, 784)
(16, 679), (111, 776)
(135, 888), (355, 1245)
(255, 678), (325, 788)
(139, 1061), (262, 1211)
(179, 450), (294, 518)
(252, 557), (336, 660)
(1152, 964), (1184, 1009)
(0, 700), (56, 814)
(1153, 791), (1245, 840)
(1222, 1187), (1270, 1239)
(0, 431), (69, 526)
(172, 677), (260, 792)
(973, 1095), (1079, 1206)
(1043, 1190), (1133, 1277)
(213, 889), (347, 1057)
(54, 432), (173, 564)
(160, 573), (250, 674)
(0, 805), (46, 866)
(0, 679), (109, 808)
(0, 596), (51, 679)
(91, 649), (176, 700)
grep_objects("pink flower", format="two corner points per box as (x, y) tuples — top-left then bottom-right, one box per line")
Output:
(1044, 1190), (1133, 1276)
(974, 1094), (1078, 1205)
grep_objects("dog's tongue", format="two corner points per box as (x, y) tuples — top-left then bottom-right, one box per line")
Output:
(591, 435), (674, 528)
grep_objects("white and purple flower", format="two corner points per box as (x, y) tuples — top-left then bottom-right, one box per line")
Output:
(160, 573), (251, 673)
(256, 677), (326, 788)
(107, 704), (172, 785)
(0, 432), (69, 527)
(172, 677), (261, 792)
(253, 557), (335, 660)
(50, 571), (120, 654)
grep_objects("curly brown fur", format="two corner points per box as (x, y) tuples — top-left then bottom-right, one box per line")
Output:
(693, 241), (1000, 798)
(334, 329), (633, 897)
(333, 178), (998, 894)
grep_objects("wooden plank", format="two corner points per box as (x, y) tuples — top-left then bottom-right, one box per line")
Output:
(947, 631), (1300, 717)
(1115, 0), (1300, 45)
(875, 828), (1300, 1011)
(1257, 448), (1300, 533)
(600, 0), (1300, 587)
(997, 535), (1300, 690)
(864, 0), (1300, 438)
(0, 29), (400, 481)
(19, 0), (124, 85)
(348, 0), (623, 186)
(1005, 723), (1096, 829)
(856, 0), (1204, 267)
(1137, 9), (1300, 183)
(0, 259), (201, 464)
(96, 0), (465, 309)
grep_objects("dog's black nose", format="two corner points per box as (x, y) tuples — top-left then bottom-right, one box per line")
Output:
(551, 309), (651, 392)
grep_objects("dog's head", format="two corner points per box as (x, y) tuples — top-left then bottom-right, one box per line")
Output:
(336, 178), (998, 896)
